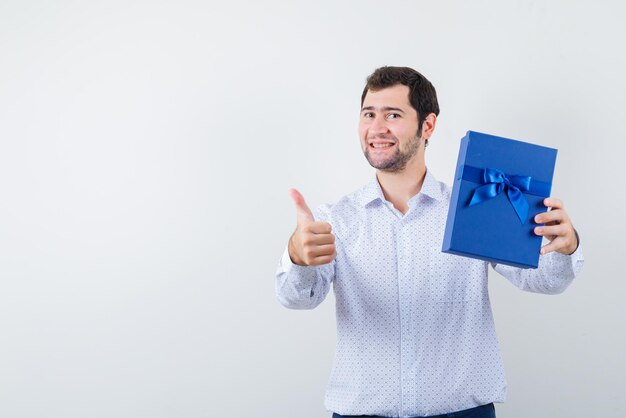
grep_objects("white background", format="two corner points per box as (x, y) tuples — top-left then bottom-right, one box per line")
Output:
(0, 1), (624, 417)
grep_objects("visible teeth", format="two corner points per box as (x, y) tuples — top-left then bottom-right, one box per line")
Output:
(372, 143), (393, 148)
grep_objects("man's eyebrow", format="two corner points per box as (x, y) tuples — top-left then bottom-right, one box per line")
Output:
(360, 106), (406, 113)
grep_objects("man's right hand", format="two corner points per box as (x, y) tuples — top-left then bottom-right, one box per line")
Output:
(288, 188), (336, 266)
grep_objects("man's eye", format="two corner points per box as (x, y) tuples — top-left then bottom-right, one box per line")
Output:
(387, 113), (400, 120)
(363, 112), (374, 118)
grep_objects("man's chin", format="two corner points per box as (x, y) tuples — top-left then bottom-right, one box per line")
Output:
(365, 158), (402, 172)
(364, 146), (419, 173)
(365, 152), (391, 167)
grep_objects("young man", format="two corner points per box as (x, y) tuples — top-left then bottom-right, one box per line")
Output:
(276, 66), (583, 418)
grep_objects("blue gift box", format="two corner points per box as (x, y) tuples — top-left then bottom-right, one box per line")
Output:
(442, 131), (558, 268)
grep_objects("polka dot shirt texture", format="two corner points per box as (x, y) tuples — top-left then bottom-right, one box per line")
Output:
(276, 170), (584, 418)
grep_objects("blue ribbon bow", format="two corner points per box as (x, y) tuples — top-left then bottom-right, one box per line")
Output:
(468, 167), (532, 223)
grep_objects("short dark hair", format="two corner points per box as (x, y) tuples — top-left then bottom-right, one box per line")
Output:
(361, 66), (440, 125)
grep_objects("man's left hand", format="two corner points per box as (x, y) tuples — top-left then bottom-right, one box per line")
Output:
(534, 197), (579, 255)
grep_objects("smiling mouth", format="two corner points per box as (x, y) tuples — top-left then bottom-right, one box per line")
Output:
(369, 142), (395, 149)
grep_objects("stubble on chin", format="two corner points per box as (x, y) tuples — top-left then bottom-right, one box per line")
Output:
(363, 136), (422, 173)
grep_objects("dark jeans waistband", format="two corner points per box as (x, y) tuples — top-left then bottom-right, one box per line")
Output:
(332, 402), (495, 418)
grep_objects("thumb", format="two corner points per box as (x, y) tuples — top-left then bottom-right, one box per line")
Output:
(289, 188), (315, 224)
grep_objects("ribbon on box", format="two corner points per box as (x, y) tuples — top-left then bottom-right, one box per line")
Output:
(461, 165), (551, 224)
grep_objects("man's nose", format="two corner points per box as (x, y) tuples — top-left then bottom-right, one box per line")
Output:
(369, 116), (389, 136)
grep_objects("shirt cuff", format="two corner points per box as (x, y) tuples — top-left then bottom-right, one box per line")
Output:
(548, 242), (585, 277)
(279, 247), (296, 274)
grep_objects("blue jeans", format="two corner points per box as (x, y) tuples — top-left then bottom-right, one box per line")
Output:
(332, 402), (495, 418)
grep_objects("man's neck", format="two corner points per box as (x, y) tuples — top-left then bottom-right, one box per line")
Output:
(376, 157), (427, 215)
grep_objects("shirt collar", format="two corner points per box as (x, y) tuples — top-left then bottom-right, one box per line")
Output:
(418, 169), (445, 202)
(356, 168), (444, 207)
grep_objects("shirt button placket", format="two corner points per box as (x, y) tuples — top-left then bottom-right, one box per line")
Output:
(396, 218), (412, 416)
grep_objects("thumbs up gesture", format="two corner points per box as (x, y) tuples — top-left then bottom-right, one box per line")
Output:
(288, 188), (337, 266)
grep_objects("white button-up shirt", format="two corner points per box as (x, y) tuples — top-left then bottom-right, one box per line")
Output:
(276, 170), (584, 417)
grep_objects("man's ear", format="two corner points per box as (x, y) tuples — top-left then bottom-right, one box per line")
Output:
(421, 113), (437, 140)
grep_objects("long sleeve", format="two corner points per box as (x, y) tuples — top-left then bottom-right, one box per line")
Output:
(275, 204), (336, 310)
(275, 247), (335, 309)
(492, 244), (584, 294)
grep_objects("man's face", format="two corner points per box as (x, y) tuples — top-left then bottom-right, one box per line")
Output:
(359, 84), (422, 172)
